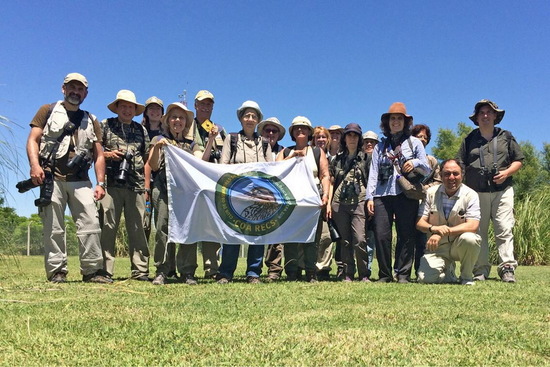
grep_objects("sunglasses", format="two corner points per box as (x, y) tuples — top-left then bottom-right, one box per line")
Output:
(264, 128), (279, 134)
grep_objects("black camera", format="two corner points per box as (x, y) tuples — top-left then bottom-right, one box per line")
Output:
(378, 163), (393, 182)
(16, 178), (39, 193)
(115, 150), (135, 184)
(34, 171), (54, 207)
(209, 149), (222, 162)
(340, 180), (358, 201)
(327, 219), (341, 241)
(67, 150), (90, 171)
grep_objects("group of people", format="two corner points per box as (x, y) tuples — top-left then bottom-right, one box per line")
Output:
(26, 72), (524, 286)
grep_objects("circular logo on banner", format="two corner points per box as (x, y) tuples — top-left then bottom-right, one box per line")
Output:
(215, 171), (296, 236)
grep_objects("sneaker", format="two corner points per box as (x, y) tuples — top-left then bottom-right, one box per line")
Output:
(50, 272), (67, 283)
(183, 274), (198, 285)
(342, 276), (353, 283)
(133, 275), (151, 282)
(473, 274), (486, 281)
(501, 270), (516, 283)
(217, 277), (230, 284)
(376, 277), (393, 283)
(152, 274), (166, 285)
(83, 272), (113, 284)
(360, 277), (371, 283)
(247, 276), (261, 284)
(461, 279), (475, 286)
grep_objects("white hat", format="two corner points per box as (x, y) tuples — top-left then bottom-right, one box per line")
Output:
(362, 130), (379, 142)
(289, 116), (313, 136)
(145, 96), (164, 108)
(195, 90), (215, 102)
(162, 102), (194, 126)
(236, 100), (263, 121)
(63, 73), (88, 88)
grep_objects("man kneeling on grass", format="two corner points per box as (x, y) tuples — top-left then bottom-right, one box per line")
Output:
(415, 159), (481, 285)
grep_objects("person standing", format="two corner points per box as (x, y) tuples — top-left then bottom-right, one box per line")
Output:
(217, 100), (272, 284)
(278, 117), (330, 282)
(416, 159), (481, 285)
(258, 117), (286, 281)
(457, 99), (524, 283)
(329, 123), (371, 282)
(327, 125), (344, 159)
(25, 72), (111, 283)
(147, 102), (206, 285)
(192, 90), (226, 279)
(99, 90), (151, 281)
(366, 102), (430, 283)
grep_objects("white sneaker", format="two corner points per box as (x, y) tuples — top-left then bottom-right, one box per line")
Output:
(461, 279), (475, 286)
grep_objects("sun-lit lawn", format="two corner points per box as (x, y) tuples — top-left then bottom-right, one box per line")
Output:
(0, 256), (549, 366)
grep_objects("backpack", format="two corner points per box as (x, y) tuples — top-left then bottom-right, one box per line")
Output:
(229, 132), (269, 163)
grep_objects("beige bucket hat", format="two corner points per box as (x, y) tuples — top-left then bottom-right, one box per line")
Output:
(108, 90), (145, 115)
(258, 117), (286, 141)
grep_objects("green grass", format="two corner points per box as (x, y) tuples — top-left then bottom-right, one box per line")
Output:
(1, 256), (549, 366)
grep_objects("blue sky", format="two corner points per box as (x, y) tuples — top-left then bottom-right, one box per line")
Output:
(2, 0), (549, 217)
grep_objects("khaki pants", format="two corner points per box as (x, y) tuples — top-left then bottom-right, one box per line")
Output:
(99, 187), (150, 278)
(418, 232), (481, 283)
(475, 186), (518, 278)
(40, 180), (103, 280)
(316, 220), (334, 271)
(201, 241), (221, 277)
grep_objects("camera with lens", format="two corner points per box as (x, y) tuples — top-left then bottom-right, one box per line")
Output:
(67, 150), (90, 172)
(339, 180), (357, 201)
(482, 163), (499, 181)
(378, 163), (393, 182)
(209, 148), (222, 162)
(115, 149), (135, 184)
(16, 177), (39, 193)
(34, 171), (54, 207)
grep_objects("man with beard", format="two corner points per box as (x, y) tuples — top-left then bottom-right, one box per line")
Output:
(25, 73), (111, 283)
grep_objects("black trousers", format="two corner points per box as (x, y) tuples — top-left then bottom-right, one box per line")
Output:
(373, 194), (418, 280)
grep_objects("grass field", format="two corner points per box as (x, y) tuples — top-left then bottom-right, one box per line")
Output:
(0, 256), (549, 366)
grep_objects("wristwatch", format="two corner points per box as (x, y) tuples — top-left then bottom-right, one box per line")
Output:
(97, 182), (106, 189)
(428, 225), (434, 233)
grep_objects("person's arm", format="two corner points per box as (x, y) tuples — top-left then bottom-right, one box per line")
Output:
(27, 127), (45, 185)
(494, 161), (522, 185)
(200, 125), (219, 161)
(92, 141), (106, 201)
(220, 134), (232, 164)
(148, 137), (166, 172)
(318, 149), (330, 206)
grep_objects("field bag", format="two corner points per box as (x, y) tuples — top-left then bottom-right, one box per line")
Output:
(394, 164), (426, 201)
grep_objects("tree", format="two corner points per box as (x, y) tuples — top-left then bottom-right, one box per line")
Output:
(542, 143), (550, 174)
(513, 142), (548, 201)
(0, 199), (26, 254)
(431, 122), (472, 160)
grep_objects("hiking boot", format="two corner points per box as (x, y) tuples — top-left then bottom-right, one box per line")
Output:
(217, 277), (230, 284)
(247, 276), (261, 284)
(317, 270), (330, 281)
(305, 270), (318, 283)
(376, 277), (393, 283)
(266, 273), (280, 282)
(50, 272), (67, 283)
(133, 275), (151, 282)
(152, 273), (166, 285)
(501, 270), (516, 283)
(397, 276), (410, 284)
(183, 274), (198, 285)
(83, 272), (113, 284)
(473, 274), (486, 281)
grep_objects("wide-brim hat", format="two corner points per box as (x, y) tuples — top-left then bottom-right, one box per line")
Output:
(381, 102), (413, 124)
(161, 102), (194, 127)
(63, 72), (88, 88)
(469, 99), (505, 125)
(108, 90), (145, 115)
(145, 96), (164, 108)
(289, 116), (313, 136)
(258, 117), (286, 141)
(362, 130), (379, 142)
(328, 124), (344, 133)
(195, 90), (215, 102)
(236, 100), (263, 122)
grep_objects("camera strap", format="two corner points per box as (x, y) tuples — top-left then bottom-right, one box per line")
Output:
(479, 136), (498, 170)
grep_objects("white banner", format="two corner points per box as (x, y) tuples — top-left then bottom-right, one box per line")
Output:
(165, 145), (321, 245)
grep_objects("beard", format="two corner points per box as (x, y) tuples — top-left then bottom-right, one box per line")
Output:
(65, 93), (83, 106)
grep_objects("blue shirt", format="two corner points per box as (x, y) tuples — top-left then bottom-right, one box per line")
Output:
(366, 136), (430, 200)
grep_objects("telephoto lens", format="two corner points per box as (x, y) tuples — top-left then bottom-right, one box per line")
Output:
(328, 219), (341, 241)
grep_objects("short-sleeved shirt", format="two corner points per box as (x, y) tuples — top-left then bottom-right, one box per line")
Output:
(30, 103), (102, 181)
